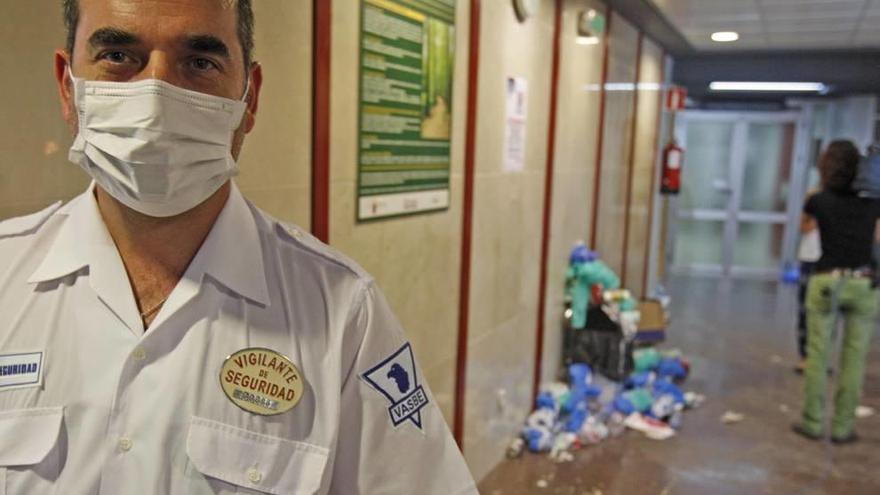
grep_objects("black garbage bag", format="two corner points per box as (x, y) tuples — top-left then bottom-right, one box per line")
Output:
(564, 306), (633, 381)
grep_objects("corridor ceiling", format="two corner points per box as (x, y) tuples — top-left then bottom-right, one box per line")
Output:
(648, 0), (880, 51)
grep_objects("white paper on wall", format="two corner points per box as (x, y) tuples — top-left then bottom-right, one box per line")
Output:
(504, 76), (528, 172)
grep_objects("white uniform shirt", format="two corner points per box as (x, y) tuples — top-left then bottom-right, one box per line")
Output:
(0, 183), (476, 495)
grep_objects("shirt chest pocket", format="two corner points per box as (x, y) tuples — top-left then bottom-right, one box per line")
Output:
(0, 407), (64, 495)
(186, 416), (329, 495)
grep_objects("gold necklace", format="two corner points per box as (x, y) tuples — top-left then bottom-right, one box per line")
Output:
(140, 294), (170, 319)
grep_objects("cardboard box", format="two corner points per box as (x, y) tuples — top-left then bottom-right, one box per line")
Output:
(635, 299), (666, 343)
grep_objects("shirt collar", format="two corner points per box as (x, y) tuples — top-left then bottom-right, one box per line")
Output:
(28, 181), (270, 307)
(28, 182), (110, 283)
(185, 181), (270, 307)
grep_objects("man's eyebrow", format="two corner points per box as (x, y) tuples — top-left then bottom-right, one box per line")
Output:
(88, 27), (139, 48)
(186, 34), (231, 59)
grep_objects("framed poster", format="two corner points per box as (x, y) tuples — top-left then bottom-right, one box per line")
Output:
(357, 0), (456, 221)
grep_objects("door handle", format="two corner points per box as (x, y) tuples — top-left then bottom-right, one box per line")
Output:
(712, 179), (733, 193)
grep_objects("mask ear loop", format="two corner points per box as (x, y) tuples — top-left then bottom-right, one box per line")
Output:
(66, 65), (84, 124)
(241, 77), (251, 102)
(66, 65), (78, 86)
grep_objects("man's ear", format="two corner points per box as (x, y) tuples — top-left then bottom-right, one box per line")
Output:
(243, 62), (262, 134)
(53, 50), (76, 127)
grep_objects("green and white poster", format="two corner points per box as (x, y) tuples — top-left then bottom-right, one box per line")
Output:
(357, 0), (455, 221)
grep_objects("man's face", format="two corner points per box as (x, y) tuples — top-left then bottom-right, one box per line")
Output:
(54, 0), (261, 159)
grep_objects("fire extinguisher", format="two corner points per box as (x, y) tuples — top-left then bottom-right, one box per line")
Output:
(660, 139), (684, 195)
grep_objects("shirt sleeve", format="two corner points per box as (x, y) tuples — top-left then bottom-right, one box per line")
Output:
(329, 281), (477, 495)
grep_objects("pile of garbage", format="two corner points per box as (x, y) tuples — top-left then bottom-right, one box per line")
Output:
(510, 348), (704, 462)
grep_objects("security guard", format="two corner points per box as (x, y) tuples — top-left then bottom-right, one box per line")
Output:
(0, 1), (477, 493)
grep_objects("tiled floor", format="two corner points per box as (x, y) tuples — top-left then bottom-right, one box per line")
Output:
(478, 276), (880, 494)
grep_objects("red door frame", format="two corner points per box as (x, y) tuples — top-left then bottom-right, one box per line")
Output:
(453, 0), (483, 448)
(311, 0), (332, 243)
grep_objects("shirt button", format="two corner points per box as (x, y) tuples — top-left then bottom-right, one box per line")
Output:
(118, 437), (133, 452)
(132, 348), (147, 361)
(247, 468), (262, 483)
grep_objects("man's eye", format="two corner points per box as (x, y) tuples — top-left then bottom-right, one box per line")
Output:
(190, 58), (219, 72)
(100, 51), (130, 64)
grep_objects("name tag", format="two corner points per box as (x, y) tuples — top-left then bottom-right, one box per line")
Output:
(0, 352), (44, 390)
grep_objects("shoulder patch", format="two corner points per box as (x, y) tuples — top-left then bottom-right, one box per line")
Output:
(361, 343), (429, 431)
(0, 201), (63, 240)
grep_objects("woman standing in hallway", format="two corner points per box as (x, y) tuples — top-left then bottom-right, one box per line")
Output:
(793, 140), (880, 444)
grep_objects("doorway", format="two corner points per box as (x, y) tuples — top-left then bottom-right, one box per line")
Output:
(668, 111), (808, 278)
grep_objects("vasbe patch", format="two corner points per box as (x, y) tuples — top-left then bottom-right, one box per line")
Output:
(361, 343), (429, 430)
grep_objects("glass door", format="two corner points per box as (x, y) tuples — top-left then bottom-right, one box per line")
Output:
(670, 112), (804, 278)
(731, 122), (795, 276)
(672, 119), (738, 275)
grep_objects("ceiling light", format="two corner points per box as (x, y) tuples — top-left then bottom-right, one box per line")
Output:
(576, 36), (600, 45)
(709, 81), (827, 93)
(711, 31), (739, 42)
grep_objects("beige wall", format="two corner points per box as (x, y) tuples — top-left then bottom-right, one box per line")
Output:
(0, 1), (85, 221)
(462, 0), (555, 481)
(623, 38), (664, 297)
(0, 0), (312, 226)
(593, 14), (639, 275)
(237, 0), (313, 226)
(540, 0), (607, 383)
(327, 0), (470, 424)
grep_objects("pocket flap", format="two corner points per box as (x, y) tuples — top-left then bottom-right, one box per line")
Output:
(0, 407), (63, 466)
(186, 416), (329, 495)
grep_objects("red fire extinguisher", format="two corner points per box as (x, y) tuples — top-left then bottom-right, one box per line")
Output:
(660, 139), (684, 195)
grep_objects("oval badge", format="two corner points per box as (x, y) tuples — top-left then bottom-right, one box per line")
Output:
(219, 348), (304, 416)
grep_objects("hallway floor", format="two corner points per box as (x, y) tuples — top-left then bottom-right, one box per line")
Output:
(477, 277), (880, 495)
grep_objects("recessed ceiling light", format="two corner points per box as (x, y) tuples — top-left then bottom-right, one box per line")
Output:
(709, 81), (827, 92)
(711, 31), (739, 42)
(576, 36), (600, 45)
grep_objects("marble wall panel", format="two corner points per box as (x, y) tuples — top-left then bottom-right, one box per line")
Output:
(593, 15), (639, 275)
(540, 0), (608, 382)
(463, 0), (555, 481)
(624, 38), (664, 297)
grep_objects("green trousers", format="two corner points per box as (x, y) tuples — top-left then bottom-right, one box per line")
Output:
(801, 274), (878, 438)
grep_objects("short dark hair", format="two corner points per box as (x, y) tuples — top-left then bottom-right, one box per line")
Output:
(819, 140), (860, 193)
(62, 0), (254, 69)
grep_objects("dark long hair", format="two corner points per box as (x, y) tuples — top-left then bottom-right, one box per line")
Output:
(819, 140), (860, 193)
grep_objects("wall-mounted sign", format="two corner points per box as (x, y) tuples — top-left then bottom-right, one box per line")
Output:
(666, 86), (687, 112)
(504, 76), (528, 172)
(357, 0), (456, 221)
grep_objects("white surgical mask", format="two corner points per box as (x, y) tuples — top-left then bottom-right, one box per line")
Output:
(68, 70), (248, 217)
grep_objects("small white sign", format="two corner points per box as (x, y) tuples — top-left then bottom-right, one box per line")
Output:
(0, 351), (44, 390)
(504, 76), (528, 172)
(359, 189), (450, 220)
